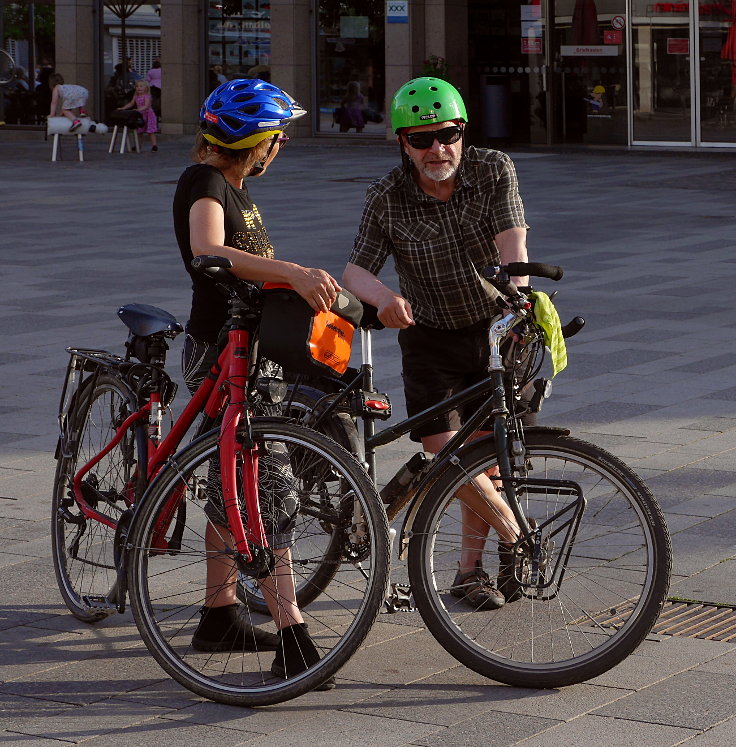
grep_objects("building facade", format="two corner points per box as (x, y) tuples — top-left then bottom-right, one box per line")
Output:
(3, 0), (735, 148)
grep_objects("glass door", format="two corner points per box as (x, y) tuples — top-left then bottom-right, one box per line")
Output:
(315, 0), (385, 136)
(631, 1), (693, 143)
(553, 0), (629, 144)
(698, 0), (736, 144)
(469, 0), (551, 145)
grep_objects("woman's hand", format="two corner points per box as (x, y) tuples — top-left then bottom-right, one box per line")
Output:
(287, 266), (341, 312)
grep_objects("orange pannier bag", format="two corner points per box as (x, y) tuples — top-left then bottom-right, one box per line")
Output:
(259, 283), (363, 376)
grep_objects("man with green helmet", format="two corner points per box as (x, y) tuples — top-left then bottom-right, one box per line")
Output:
(342, 77), (531, 610)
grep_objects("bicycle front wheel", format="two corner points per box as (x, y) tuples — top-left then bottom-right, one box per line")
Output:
(127, 420), (389, 706)
(51, 373), (138, 622)
(238, 384), (362, 614)
(408, 432), (671, 688)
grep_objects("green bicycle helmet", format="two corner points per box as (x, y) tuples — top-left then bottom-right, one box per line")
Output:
(390, 77), (468, 133)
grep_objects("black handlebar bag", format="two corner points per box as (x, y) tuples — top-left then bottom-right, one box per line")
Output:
(259, 284), (363, 376)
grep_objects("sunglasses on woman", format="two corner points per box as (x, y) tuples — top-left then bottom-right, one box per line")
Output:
(404, 125), (463, 150)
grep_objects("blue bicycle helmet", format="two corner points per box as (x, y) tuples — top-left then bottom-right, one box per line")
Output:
(200, 78), (306, 150)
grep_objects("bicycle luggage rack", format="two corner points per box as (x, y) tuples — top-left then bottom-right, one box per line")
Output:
(56, 348), (131, 460)
(505, 476), (587, 601)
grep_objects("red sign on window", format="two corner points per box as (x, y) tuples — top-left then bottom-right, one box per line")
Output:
(667, 38), (689, 54)
(522, 38), (543, 54)
(604, 29), (623, 44)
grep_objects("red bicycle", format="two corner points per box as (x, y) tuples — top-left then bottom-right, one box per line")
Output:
(51, 256), (389, 705)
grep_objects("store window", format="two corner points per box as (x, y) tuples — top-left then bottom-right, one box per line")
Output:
(699, 0), (736, 143)
(102, 4), (161, 123)
(316, 0), (385, 134)
(1, 1), (55, 126)
(206, 0), (271, 92)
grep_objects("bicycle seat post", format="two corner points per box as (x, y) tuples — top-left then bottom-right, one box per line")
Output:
(360, 327), (378, 482)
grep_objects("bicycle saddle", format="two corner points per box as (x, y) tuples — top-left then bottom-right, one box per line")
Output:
(117, 303), (184, 338)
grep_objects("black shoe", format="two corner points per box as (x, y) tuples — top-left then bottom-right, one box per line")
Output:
(450, 561), (505, 610)
(271, 623), (336, 691)
(192, 604), (279, 652)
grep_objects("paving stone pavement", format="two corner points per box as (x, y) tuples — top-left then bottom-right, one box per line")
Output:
(1, 133), (735, 744)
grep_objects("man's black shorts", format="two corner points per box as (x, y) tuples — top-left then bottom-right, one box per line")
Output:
(398, 320), (535, 442)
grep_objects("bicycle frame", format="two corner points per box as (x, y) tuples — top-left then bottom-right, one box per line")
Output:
(293, 311), (576, 563)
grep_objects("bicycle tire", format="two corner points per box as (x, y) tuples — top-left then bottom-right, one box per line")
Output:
(51, 373), (138, 622)
(408, 432), (671, 688)
(238, 385), (362, 614)
(127, 419), (389, 706)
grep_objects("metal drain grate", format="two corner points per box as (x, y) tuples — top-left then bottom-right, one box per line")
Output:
(653, 601), (736, 641)
(593, 600), (736, 641)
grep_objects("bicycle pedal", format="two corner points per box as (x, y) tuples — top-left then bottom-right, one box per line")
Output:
(81, 594), (117, 615)
(382, 583), (416, 613)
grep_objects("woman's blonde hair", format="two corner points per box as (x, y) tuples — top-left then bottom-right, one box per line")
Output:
(192, 131), (274, 171)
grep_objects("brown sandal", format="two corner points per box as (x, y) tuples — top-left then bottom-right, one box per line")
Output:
(450, 561), (505, 610)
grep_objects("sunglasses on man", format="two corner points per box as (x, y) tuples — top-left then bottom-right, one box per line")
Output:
(404, 124), (463, 150)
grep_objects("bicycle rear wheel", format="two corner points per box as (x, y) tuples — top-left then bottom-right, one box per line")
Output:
(51, 373), (138, 622)
(408, 432), (671, 688)
(127, 420), (388, 706)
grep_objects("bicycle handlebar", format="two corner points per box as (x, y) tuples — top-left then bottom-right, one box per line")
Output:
(191, 255), (261, 305)
(561, 316), (585, 339)
(505, 262), (564, 281)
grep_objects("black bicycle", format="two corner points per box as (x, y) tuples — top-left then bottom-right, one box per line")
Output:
(240, 261), (672, 689)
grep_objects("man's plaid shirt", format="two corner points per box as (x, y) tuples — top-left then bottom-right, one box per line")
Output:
(349, 146), (528, 329)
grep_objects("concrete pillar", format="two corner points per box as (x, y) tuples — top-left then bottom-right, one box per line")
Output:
(271, 0), (312, 140)
(385, 1), (424, 138)
(160, 0), (203, 136)
(54, 0), (96, 110)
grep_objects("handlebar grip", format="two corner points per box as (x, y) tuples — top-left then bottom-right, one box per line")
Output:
(506, 262), (564, 281)
(561, 316), (585, 339)
(191, 255), (234, 273)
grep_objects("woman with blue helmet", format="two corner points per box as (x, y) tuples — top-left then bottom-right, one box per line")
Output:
(173, 78), (339, 690)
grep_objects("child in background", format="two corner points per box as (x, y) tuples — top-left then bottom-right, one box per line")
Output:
(48, 73), (89, 132)
(118, 79), (159, 152)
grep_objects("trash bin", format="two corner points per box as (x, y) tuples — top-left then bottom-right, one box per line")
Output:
(481, 75), (511, 139)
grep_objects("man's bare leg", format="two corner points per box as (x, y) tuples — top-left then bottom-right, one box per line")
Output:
(421, 431), (519, 574)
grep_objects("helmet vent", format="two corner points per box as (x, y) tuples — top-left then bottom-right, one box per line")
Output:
(430, 86), (438, 91)
(273, 97), (289, 109)
(212, 101), (223, 110)
(408, 89), (417, 95)
(233, 93), (256, 103)
(411, 105), (419, 113)
(239, 104), (260, 115)
(433, 102), (442, 109)
(220, 114), (244, 131)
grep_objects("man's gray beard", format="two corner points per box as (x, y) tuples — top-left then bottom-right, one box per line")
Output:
(419, 160), (458, 183)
